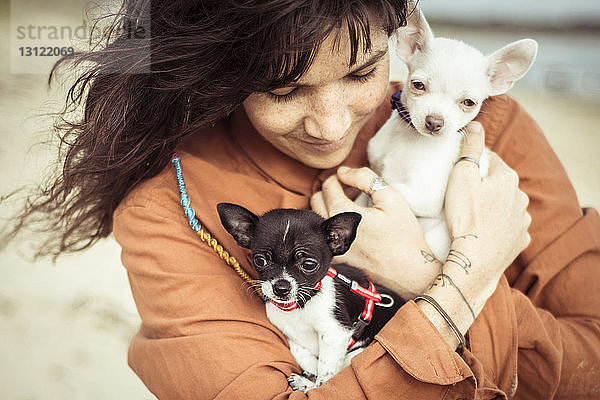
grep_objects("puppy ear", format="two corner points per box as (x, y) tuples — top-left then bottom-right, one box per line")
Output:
(321, 212), (362, 256)
(486, 38), (538, 96)
(216, 203), (258, 249)
(395, 3), (434, 62)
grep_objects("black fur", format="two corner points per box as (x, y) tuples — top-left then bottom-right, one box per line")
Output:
(330, 264), (404, 344)
(217, 203), (405, 348)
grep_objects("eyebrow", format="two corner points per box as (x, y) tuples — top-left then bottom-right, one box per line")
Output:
(348, 49), (388, 74)
(283, 49), (389, 89)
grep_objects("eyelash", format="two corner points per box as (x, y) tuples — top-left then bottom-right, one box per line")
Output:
(267, 67), (378, 103)
(349, 66), (378, 83)
(267, 89), (299, 103)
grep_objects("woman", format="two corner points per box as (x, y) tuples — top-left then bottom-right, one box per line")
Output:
(7, 0), (600, 398)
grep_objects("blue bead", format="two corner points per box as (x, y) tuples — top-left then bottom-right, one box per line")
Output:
(172, 153), (203, 233)
(185, 208), (195, 220)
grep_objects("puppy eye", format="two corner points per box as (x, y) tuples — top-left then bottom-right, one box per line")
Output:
(253, 255), (268, 268)
(301, 259), (319, 272)
(412, 80), (426, 91)
(461, 99), (477, 107)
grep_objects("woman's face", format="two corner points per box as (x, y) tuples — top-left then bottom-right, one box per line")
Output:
(243, 24), (390, 169)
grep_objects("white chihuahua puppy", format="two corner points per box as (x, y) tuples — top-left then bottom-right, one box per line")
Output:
(366, 6), (537, 261)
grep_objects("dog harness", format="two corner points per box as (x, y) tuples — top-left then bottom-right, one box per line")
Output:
(269, 267), (394, 350)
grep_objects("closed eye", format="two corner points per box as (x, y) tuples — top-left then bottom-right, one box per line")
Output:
(348, 67), (377, 83)
(267, 87), (298, 103)
(266, 50), (386, 103)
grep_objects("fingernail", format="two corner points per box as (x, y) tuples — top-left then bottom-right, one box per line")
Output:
(338, 166), (350, 175)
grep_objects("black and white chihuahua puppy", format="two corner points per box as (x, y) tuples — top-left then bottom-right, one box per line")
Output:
(217, 203), (404, 392)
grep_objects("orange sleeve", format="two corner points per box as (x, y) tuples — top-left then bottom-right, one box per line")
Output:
(473, 95), (600, 399)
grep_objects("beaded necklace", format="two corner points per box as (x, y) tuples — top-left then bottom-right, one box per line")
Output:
(171, 153), (265, 299)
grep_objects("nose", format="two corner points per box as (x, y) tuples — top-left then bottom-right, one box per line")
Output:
(304, 90), (352, 141)
(425, 115), (444, 133)
(272, 280), (291, 298)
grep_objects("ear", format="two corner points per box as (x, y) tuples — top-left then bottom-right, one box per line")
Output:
(321, 212), (362, 256)
(216, 203), (258, 249)
(395, 3), (434, 62)
(486, 38), (538, 96)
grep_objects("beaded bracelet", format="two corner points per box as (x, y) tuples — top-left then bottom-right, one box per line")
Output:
(414, 294), (466, 353)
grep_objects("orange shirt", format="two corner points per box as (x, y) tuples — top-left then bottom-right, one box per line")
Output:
(113, 83), (600, 399)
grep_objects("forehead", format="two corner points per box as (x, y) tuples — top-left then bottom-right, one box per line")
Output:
(252, 211), (324, 249)
(412, 39), (489, 97)
(294, 24), (390, 86)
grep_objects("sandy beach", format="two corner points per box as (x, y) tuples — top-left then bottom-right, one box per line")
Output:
(1, 2), (599, 399)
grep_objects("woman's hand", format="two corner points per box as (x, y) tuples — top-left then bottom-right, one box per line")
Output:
(419, 121), (532, 350)
(311, 167), (441, 298)
(443, 121), (531, 300)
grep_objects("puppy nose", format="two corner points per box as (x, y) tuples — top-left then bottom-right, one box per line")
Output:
(425, 115), (444, 133)
(272, 280), (291, 297)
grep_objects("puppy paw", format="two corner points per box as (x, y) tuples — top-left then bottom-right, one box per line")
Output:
(287, 373), (318, 392)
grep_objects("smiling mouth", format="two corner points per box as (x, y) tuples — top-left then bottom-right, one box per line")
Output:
(300, 136), (347, 152)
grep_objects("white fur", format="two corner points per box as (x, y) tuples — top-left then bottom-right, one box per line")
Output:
(265, 276), (360, 391)
(367, 5), (536, 260)
(282, 219), (291, 244)
(262, 271), (299, 300)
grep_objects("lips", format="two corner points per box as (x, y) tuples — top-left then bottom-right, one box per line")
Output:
(300, 135), (347, 152)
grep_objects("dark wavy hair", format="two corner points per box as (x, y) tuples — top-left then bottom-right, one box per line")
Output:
(3, 0), (409, 260)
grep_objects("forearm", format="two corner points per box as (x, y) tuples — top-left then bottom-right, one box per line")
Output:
(415, 256), (502, 352)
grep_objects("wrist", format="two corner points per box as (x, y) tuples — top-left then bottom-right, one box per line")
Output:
(420, 276), (475, 332)
(415, 294), (465, 352)
(363, 244), (442, 299)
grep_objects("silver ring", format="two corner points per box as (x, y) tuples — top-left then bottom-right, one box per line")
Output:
(368, 176), (389, 195)
(455, 156), (480, 168)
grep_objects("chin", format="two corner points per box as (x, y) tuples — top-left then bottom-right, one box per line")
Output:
(303, 149), (352, 169)
(298, 139), (356, 169)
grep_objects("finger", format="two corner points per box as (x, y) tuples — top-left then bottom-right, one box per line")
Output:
(486, 150), (508, 171)
(320, 174), (359, 214)
(460, 121), (485, 159)
(310, 191), (329, 218)
(455, 121), (485, 174)
(486, 151), (519, 187)
(336, 167), (401, 210)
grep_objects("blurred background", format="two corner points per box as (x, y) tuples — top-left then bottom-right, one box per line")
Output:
(1, 0), (599, 399)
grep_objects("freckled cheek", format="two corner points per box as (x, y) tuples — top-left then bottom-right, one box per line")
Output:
(245, 102), (305, 140)
(351, 78), (390, 118)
